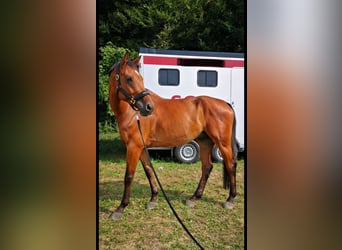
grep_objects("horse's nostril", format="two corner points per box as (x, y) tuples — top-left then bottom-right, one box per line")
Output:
(146, 103), (153, 112)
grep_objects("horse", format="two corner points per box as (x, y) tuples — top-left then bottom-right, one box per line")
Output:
(108, 53), (239, 220)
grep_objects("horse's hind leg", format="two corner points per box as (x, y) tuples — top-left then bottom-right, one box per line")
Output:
(140, 149), (158, 210)
(221, 145), (237, 209)
(186, 139), (214, 208)
(110, 146), (142, 220)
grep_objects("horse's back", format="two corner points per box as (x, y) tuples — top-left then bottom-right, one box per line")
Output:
(148, 94), (235, 126)
(197, 96), (235, 117)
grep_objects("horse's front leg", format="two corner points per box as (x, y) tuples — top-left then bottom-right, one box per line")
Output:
(110, 146), (142, 220)
(140, 149), (158, 210)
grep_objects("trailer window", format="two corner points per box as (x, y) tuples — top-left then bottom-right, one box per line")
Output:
(197, 70), (217, 87)
(158, 69), (179, 86)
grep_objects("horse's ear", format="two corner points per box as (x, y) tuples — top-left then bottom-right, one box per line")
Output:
(133, 56), (141, 66)
(121, 52), (129, 64)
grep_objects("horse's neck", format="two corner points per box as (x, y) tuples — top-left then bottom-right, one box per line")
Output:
(112, 97), (134, 120)
(149, 92), (164, 102)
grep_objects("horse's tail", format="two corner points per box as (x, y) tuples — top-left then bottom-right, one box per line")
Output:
(223, 104), (239, 189)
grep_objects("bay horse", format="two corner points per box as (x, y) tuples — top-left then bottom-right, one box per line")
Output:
(108, 53), (239, 220)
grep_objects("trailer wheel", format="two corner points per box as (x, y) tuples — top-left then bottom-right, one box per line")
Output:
(212, 144), (223, 162)
(174, 141), (199, 163)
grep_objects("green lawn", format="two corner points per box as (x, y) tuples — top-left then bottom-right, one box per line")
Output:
(99, 132), (245, 249)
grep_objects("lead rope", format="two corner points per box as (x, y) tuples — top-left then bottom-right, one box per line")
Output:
(135, 113), (204, 250)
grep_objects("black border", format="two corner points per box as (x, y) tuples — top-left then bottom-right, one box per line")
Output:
(243, 0), (247, 248)
(96, 0), (99, 248)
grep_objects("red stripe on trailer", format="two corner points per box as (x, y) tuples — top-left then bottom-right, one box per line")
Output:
(143, 56), (178, 65)
(143, 56), (244, 68)
(224, 60), (244, 67)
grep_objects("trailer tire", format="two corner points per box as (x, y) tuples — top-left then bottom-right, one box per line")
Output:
(212, 144), (223, 162)
(174, 141), (199, 163)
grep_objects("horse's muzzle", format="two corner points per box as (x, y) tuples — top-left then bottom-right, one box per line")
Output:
(136, 99), (154, 116)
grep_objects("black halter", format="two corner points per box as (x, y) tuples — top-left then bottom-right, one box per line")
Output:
(115, 62), (150, 111)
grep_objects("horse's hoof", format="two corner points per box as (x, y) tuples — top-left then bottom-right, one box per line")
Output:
(223, 202), (234, 209)
(186, 200), (196, 208)
(110, 212), (123, 220)
(146, 201), (158, 210)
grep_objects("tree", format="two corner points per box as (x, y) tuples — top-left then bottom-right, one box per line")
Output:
(98, 0), (244, 52)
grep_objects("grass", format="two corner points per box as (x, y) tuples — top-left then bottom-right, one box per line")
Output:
(99, 132), (245, 249)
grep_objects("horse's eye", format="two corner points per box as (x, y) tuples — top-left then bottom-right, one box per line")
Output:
(126, 77), (133, 83)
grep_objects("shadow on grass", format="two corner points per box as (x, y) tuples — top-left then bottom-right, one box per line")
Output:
(99, 180), (218, 215)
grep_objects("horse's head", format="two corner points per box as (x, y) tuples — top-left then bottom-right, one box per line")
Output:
(113, 53), (154, 116)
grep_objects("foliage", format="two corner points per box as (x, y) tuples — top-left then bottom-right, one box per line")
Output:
(98, 0), (244, 52)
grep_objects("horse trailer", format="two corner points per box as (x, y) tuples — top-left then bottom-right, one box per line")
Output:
(139, 47), (245, 163)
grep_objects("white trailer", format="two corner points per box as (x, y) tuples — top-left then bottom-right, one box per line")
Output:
(139, 47), (244, 163)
